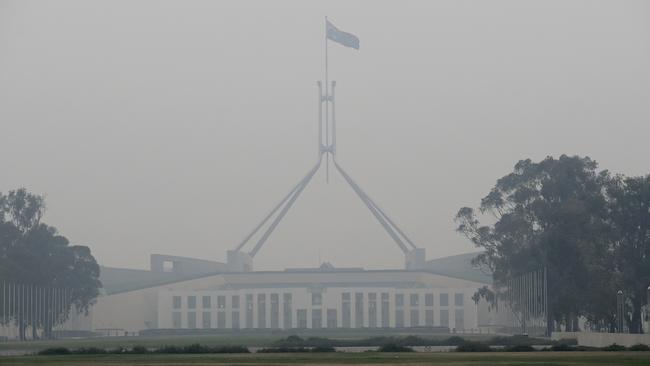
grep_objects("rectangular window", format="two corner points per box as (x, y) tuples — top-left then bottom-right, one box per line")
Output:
(312, 309), (322, 329)
(246, 294), (254, 328)
(342, 294), (351, 328)
(232, 295), (240, 309)
(312, 292), (322, 306)
(454, 293), (464, 307)
(327, 309), (337, 328)
(187, 312), (196, 329)
(173, 296), (182, 309)
(425, 293), (434, 307)
(257, 293), (266, 328)
(271, 293), (279, 328)
(395, 309), (404, 328)
(202, 295), (211, 309)
(440, 309), (449, 327)
(172, 312), (181, 328)
(217, 311), (226, 328)
(395, 293), (404, 307)
(202, 312), (211, 328)
(381, 295), (390, 328)
(297, 309), (307, 328)
(217, 295), (226, 309)
(232, 311), (240, 329)
(368, 294), (377, 328)
(410, 293), (419, 307)
(455, 309), (464, 330)
(355, 293), (364, 328)
(187, 296), (196, 309)
(410, 309), (419, 327)
(439, 293), (449, 307)
(283, 293), (293, 329)
(425, 309), (434, 326)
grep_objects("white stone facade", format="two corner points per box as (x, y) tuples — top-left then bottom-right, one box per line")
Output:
(158, 286), (478, 331)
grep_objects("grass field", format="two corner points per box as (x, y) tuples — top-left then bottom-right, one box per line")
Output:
(2, 352), (650, 365)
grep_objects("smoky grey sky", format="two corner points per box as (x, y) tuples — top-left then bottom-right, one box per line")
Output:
(1, 1), (649, 270)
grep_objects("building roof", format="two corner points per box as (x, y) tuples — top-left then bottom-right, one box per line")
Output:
(99, 252), (492, 295)
(100, 266), (220, 295)
(425, 252), (492, 284)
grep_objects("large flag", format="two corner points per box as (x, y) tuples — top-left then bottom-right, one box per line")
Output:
(326, 20), (359, 50)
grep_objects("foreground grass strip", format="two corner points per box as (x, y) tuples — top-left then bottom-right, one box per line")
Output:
(2, 352), (650, 365)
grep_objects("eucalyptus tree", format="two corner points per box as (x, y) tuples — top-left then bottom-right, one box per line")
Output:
(0, 189), (100, 339)
(455, 155), (616, 333)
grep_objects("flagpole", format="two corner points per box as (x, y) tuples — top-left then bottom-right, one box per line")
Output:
(325, 16), (329, 183)
(325, 17), (329, 183)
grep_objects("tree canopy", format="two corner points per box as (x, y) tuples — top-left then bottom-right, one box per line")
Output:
(456, 155), (649, 333)
(0, 188), (101, 338)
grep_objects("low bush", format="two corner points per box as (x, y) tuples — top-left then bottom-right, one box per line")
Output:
(154, 344), (249, 354)
(444, 336), (467, 346)
(601, 343), (626, 352)
(311, 346), (336, 352)
(38, 347), (71, 355)
(505, 345), (535, 352)
(628, 344), (650, 351)
(455, 341), (491, 352)
(550, 343), (574, 352)
(37, 344), (249, 356)
(74, 347), (107, 354)
(258, 346), (335, 353)
(377, 343), (414, 352)
(130, 345), (148, 354)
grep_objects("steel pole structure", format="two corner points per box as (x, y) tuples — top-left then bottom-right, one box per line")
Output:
(324, 16), (330, 183)
(233, 174), (309, 252)
(331, 81), (336, 156)
(333, 159), (410, 254)
(249, 159), (322, 257)
(318, 81), (323, 158)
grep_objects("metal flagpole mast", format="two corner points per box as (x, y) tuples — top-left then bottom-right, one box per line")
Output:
(325, 16), (330, 183)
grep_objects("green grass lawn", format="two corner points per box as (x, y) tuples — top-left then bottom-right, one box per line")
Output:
(1, 352), (650, 365)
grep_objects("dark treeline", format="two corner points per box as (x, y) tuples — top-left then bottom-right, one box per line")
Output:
(0, 189), (101, 340)
(456, 155), (650, 334)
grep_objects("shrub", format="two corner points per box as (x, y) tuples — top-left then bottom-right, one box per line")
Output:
(74, 347), (107, 354)
(444, 336), (466, 346)
(285, 335), (303, 343)
(377, 343), (414, 352)
(311, 346), (336, 352)
(183, 344), (211, 354)
(156, 345), (182, 354)
(602, 343), (626, 352)
(215, 346), (249, 353)
(107, 347), (127, 354)
(130, 345), (148, 354)
(505, 345), (535, 352)
(455, 341), (491, 352)
(258, 347), (310, 353)
(550, 343), (574, 352)
(553, 338), (578, 346)
(628, 344), (650, 351)
(38, 347), (71, 355)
